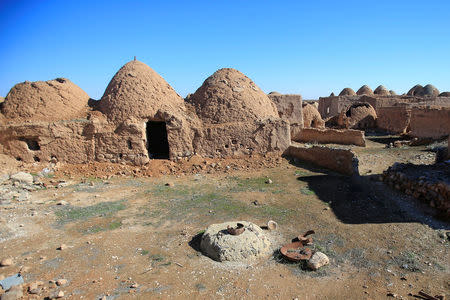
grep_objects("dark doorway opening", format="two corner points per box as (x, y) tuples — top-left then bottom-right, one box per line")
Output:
(146, 121), (170, 159)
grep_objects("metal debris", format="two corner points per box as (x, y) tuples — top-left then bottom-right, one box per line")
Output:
(227, 223), (245, 236)
(280, 230), (315, 261)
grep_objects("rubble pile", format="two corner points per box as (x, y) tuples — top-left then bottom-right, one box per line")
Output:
(382, 162), (450, 218)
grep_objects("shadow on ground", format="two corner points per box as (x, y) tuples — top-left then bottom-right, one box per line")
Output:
(296, 172), (449, 230)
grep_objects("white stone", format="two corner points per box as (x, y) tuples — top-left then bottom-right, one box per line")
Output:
(200, 221), (271, 262)
(307, 252), (329, 270)
(10, 172), (33, 185)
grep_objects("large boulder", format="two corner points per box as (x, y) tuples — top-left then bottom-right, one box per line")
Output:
(200, 221), (271, 262)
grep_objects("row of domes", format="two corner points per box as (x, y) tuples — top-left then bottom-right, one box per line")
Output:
(1, 60), (279, 124)
(336, 84), (446, 97)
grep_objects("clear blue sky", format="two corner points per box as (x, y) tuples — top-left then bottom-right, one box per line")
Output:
(1, 0), (449, 99)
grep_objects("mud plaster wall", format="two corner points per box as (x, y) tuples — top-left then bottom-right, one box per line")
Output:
(0, 121), (95, 164)
(268, 94), (303, 139)
(409, 107), (450, 139)
(192, 119), (291, 158)
(294, 128), (365, 147)
(376, 106), (411, 134)
(285, 143), (359, 176)
(0, 116), (196, 165)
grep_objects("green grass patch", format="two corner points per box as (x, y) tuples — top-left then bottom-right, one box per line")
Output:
(83, 220), (122, 234)
(140, 249), (149, 255)
(300, 187), (316, 196)
(55, 200), (126, 224)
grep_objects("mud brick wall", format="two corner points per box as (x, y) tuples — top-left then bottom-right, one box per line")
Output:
(285, 143), (359, 176)
(193, 119), (291, 158)
(376, 106), (411, 134)
(409, 106), (450, 139)
(293, 128), (365, 146)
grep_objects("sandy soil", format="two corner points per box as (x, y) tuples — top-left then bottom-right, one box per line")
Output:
(0, 137), (449, 299)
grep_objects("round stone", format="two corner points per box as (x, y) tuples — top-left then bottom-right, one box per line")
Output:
(200, 221), (271, 262)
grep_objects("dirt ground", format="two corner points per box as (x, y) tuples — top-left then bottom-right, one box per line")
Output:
(0, 136), (449, 299)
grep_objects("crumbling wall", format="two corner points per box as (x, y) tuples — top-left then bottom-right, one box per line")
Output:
(294, 128), (365, 146)
(268, 94), (303, 138)
(193, 119), (290, 158)
(0, 120), (95, 164)
(376, 106), (411, 134)
(382, 163), (449, 218)
(285, 143), (359, 176)
(409, 106), (450, 138)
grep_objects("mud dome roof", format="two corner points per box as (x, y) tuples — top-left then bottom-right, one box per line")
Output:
(99, 60), (184, 122)
(374, 85), (390, 96)
(187, 68), (278, 124)
(439, 91), (450, 97)
(1, 78), (89, 122)
(356, 85), (374, 96)
(407, 84), (423, 96)
(339, 88), (356, 96)
(419, 84), (439, 97)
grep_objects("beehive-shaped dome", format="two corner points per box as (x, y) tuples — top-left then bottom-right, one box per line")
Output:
(407, 84), (423, 96)
(439, 91), (450, 97)
(338, 102), (377, 129)
(339, 88), (356, 96)
(389, 90), (397, 96)
(302, 103), (325, 128)
(356, 85), (374, 96)
(99, 60), (185, 122)
(1, 78), (89, 122)
(418, 84), (439, 97)
(187, 68), (278, 124)
(374, 85), (390, 96)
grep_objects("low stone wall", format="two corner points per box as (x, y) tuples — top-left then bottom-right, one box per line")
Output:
(293, 128), (365, 146)
(376, 106), (411, 134)
(193, 118), (291, 158)
(285, 143), (359, 175)
(382, 163), (450, 218)
(409, 106), (450, 138)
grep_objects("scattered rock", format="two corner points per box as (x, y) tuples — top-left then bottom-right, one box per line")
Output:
(267, 220), (278, 231)
(10, 172), (33, 185)
(165, 182), (174, 187)
(130, 283), (139, 288)
(57, 200), (68, 206)
(265, 178), (273, 184)
(307, 252), (329, 270)
(1, 285), (23, 300)
(56, 291), (64, 298)
(57, 244), (68, 250)
(56, 279), (67, 286)
(0, 258), (13, 267)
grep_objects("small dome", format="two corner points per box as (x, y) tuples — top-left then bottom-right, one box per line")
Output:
(356, 85), (374, 96)
(99, 60), (185, 122)
(187, 68), (278, 124)
(407, 84), (423, 96)
(389, 90), (397, 96)
(374, 85), (390, 96)
(418, 84), (439, 97)
(268, 91), (282, 96)
(438, 91), (450, 97)
(330, 92), (335, 97)
(339, 88), (356, 96)
(1, 78), (89, 122)
(302, 103), (325, 128)
(338, 102), (377, 129)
